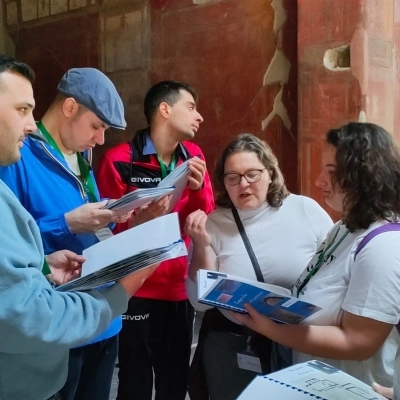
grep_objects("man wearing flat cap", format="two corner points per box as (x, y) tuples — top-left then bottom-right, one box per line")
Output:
(0, 67), (129, 400)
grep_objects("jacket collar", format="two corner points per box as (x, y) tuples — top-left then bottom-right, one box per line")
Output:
(134, 128), (191, 161)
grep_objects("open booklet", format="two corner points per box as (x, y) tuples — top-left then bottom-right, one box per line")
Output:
(237, 360), (386, 400)
(104, 159), (191, 214)
(197, 269), (321, 324)
(56, 213), (187, 292)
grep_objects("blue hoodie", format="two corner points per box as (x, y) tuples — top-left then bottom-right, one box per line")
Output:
(0, 132), (121, 343)
(0, 180), (128, 399)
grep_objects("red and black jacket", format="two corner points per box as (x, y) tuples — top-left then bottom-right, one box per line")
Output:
(97, 129), (215, 301)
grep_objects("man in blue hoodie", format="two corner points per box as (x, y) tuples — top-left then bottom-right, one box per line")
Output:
(0, 54), (159, 400)
(0, 66), (130, 400)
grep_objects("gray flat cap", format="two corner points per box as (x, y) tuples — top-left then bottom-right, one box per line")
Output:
(57, 68), (126, 130)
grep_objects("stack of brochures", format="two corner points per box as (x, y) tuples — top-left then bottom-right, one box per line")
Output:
(103, 159), (191, 214)
(197, 270), (321, 324)
(56, 213), (186, 292)
(237, 360), (386, 399)
(103, 186), (175, 214)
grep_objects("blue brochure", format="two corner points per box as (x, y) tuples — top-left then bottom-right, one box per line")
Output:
(198, 271), (321, 324)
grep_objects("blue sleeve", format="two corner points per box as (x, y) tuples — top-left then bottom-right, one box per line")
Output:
(0, 161), (75, 253)
(0, 183), (129, 353)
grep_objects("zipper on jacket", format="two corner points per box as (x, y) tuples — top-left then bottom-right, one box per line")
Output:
(40, 142), (89, 200)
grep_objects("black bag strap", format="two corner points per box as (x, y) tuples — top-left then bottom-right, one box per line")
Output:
(231, 207), (264, 283)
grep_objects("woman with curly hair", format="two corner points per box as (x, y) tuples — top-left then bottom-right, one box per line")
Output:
(185, 133), (332, 400)
(235, 122), (400, 389)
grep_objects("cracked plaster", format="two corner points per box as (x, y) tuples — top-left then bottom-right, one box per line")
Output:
(261, 0), (292, 134)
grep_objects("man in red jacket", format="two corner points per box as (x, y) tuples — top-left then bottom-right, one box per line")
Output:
(97, 81), (214, 400)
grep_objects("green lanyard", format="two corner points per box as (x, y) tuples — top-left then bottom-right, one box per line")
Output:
(42, 259), (51, 275)
(37, 121), (98, 203)
(296, 226), (350, 297)
(157, 153), (177, 179)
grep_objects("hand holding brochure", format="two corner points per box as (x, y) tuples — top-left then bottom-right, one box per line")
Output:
(103, 186), (175, 215)
(157, 159), (190, 212)
(197, 269), (321, 324)
(237, 360), (386, 400)
(103, 159), (191, 215)
(56, 213), (186, 292)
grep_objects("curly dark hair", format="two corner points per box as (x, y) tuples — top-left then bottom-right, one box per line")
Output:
(214, 133), (289, 208)
(326, 122), (400, 231)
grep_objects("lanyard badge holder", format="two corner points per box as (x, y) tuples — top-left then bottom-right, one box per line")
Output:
(237, 336), (263, 373)
(232, 207), (264, 373)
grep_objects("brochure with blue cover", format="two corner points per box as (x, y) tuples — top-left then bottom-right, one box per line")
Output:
(197, 270), (322, 324)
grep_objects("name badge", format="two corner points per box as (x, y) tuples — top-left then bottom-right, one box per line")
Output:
(95, 227), (113, 241)
(237, 351), (262, 373)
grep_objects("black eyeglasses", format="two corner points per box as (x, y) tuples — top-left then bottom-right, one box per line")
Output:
(223, 169), (266, 186)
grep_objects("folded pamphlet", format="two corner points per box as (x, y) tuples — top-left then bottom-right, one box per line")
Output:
(56, 213), (187, 292)
(237, 360), (386, 400)
(197, 270), (321, 324)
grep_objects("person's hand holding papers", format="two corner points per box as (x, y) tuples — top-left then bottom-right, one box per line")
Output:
(56, 213), (186, 292)
(128, 194), (172, 228)
(231, 303), (280, 336)
(65, 200), (132, 234)
(187, 157), (206, 191)
(372, 382), (393, 399)
(46, 250), (85, 285)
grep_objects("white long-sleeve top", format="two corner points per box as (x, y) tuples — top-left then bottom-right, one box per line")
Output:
(186, 194), (333, 314)
(206, 194), (333, 288)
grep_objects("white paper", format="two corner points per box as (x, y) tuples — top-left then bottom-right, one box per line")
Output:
(158, 159), (190, 212)
(238, 360), (387, 400)
(104, 186), (175, 215)
(237, 375), (310, 400)
(81, 212), (186, 277)
(267, 360), (387, 400)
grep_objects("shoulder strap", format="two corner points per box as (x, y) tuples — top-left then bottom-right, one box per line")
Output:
(354, 223), (400, 260)
(231, 207), (264, 282)
(354, 222), (400, 335)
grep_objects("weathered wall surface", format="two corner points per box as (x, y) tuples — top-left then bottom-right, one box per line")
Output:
(298, 0), (362, 216)
(6, 0), (400, 208)
(5, 0), (297, 182)
(298, 0), (400, 219)
(149, 0), (298, 191)
(4, 1), (149, 167)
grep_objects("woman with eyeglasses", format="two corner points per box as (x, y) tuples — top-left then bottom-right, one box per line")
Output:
(233, 123), (400, 393)
(185, 133), (333, 400)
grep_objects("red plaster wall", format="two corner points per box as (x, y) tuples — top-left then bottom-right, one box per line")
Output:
(13, 14), (99, 120)
(297, 0), (363, 219)
(149, 0), (299, 192)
